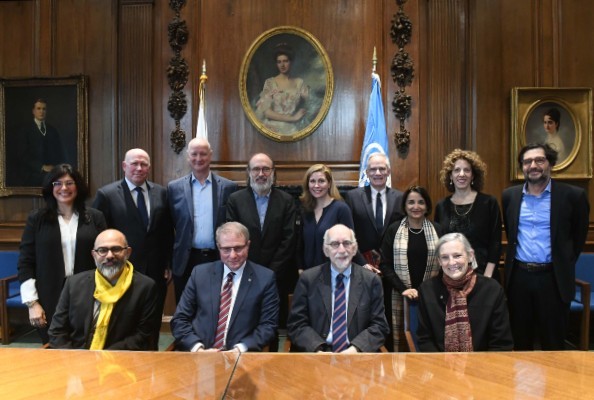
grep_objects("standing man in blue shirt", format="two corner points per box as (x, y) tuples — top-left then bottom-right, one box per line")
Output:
(168, 138), (237, 302)
(502, 143), (589, 350)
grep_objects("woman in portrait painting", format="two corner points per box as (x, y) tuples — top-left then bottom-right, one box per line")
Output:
(543, 108), (568, 162)
(434, 149), (502, 282)
(255, 43), (310, 135)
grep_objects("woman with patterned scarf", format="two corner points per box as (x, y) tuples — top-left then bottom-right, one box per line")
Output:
(417, 233), (513, 352)
(379, 186), (443, 351)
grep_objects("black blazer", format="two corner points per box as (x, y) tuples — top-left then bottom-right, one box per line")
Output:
(17, 208), (107, 325)
(48, 269), (158, 350)
(287, 262), (389, 352)
(502, 180), (589, 303)
(93, 179), (174, 284)
(226, 186), (297, 277)
(344, 186), (404, 254)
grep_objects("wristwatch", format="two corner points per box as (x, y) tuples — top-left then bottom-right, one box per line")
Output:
(25, 300), (38, 308)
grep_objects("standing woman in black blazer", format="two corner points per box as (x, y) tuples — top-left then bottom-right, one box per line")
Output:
(18, 164), (106, 344)
(434, 149), (502, 281)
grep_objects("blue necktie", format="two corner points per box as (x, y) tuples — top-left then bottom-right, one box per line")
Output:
(135, 186), (149, 229)
(332, 273), (348, 352)
(375, 192), (384, 231)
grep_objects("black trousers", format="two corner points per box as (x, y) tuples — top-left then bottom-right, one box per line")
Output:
(173, 249), (219, 304)
(507, 264), (569, 350)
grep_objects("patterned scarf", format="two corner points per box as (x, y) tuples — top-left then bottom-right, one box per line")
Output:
(90, 261), (134, 350)
(391, 217), (440, 350)
(442, 266), (477, 352)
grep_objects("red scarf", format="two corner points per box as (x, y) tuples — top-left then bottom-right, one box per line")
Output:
(442, 266), (477, 352)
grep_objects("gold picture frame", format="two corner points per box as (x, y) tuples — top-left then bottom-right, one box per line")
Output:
(239, 26), (334, 142)
(511, 87), (592, 180)
(0, 76), (89, 196)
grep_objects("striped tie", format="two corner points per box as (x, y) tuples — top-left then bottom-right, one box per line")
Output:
(332, 273), (348, 352)
(213, 272), (235, 349)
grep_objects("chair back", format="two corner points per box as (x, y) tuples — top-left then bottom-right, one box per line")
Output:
(404, 297), (419, 352)
(575, 253), (594, 302)
(0, 251), (21, 301)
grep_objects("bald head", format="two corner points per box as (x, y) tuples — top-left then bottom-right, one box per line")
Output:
(187, 138), (213, 179)
(122, 148), (151, 186)
(92, 229), (132, 281)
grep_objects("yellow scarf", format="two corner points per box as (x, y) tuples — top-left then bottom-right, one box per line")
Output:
(90, 261), (134, 350)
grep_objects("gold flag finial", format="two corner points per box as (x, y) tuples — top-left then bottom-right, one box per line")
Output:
(372, 47), (377, 73)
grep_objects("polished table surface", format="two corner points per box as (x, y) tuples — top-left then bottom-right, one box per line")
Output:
(1, 349), (593, 399)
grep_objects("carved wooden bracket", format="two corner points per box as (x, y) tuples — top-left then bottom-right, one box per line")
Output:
(390, 1), (414, 153)
(167, 0), (189, 154)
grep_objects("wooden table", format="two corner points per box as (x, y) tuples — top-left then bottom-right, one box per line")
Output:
(228, 352), (594, 399)
(0, 348), (238, 399)
(1, 349), (593, 399)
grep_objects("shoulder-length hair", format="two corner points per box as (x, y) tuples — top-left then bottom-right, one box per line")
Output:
(299, 164), (342, 212)
(439, 149), (487, 193)
(40, 164), (89, 221)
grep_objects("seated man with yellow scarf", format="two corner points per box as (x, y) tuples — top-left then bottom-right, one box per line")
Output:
(49, 229), (159, 350)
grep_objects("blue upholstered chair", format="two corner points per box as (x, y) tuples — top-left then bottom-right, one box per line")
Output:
(404, 298), (419, 352)
(0, 251), (25, 345)
(571, 253), (594, 351)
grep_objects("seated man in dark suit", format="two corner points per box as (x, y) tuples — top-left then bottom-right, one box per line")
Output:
(48, 229), (159, 350)
(171, 222), (279, 352)
(287, 224), (389, 353)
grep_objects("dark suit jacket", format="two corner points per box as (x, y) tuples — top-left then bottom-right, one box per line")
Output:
(417, 274), (514, 352)
(167, 172), (237, 276)
(17, 208), (107, 326)
(502, 180), (589, 303)
(93, 179), (173, 284)
(18, 121), (65, 186)
(170, 260), (279, 351)
(48, 269), (158, 350)
(226, 186), (296, 278)
(287, 262), (389, 352)
(344, 186), (404, 254)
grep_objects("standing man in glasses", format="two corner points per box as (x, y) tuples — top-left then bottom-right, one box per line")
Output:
(226, 153), (297, 341)
(502, 143), (589, 350)
(93, 148), (173, 348)
(287, 224), (388, 352)
(49, 229), (159, 350)
(167, 138), (237, 303)
(171, 222), (279, 352)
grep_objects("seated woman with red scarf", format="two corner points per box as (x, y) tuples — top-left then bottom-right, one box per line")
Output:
(417, 233), (513, 352)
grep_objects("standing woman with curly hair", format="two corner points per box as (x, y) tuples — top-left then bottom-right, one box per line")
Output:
(298, 164), (354, 272)
(434, 149), (502, 281)
(17, 164), (106, 344)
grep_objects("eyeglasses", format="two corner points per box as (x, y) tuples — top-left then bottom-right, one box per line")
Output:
(325, 241), (355, 249)
(93, 246), (129, 257)
(52, 180), (75, 188)
(249, 167), (273, 175)
(219, 244), (248, 255)
(522, 157), (547, 167)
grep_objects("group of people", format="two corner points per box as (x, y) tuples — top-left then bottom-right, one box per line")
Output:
(17, 138), (589, 353)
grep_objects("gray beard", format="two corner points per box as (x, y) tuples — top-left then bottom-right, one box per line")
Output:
(250, 178), (272, 195)
(96, 261), (124, 280)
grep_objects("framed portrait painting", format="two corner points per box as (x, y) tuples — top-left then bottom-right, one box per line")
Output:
(511, 87), (592, 180)
(239, 26), (334, 142)
(0, 76), (88, 196)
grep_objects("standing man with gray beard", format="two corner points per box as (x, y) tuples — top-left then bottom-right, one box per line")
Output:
(226, 153), (297, 344)
(48, 229), (159, 350)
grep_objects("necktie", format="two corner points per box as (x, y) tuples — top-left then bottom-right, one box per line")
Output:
(332, 273), (348, 352)
(40, 122), (46, 135)
(375, 192), (384, 231)
(213, 272), (235, 349)
(134, 187), (149, 229)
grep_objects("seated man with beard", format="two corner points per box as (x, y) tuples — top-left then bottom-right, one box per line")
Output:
(48, 229), (159, 350)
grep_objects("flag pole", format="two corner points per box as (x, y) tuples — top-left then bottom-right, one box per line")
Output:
(196, 60), (208, 139)
(372, 46), (377, 74)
